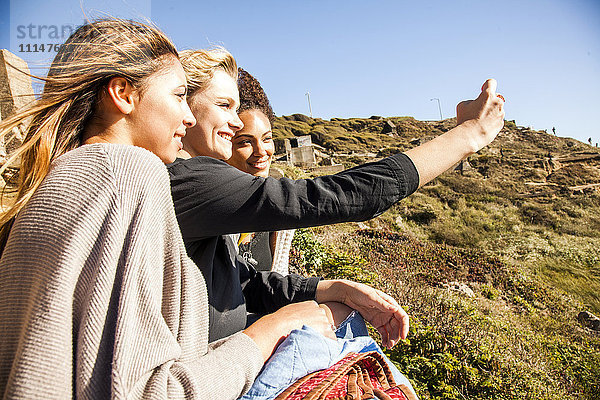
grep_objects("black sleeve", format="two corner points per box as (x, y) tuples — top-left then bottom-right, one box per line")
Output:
(168, 153), (419, 240)
(238, 253), (321, 314)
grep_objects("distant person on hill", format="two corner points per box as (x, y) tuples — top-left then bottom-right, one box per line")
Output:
(169, 48), (505, 349)
(226, 68), (294, 275)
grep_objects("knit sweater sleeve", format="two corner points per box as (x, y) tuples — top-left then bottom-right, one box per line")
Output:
(0, 144), (262, 400)
(271, 229), (295, 275)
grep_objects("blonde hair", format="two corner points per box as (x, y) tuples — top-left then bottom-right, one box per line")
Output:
(179, 48), (237, 96)
(0, 18), (178, 251)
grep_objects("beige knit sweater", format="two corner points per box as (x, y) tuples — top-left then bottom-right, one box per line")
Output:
(0, 144), (263, 399)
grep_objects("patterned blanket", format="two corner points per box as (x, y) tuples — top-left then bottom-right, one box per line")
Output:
(275, 351), (418, 400)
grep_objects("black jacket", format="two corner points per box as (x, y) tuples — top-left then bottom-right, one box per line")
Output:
(168, 153), (419, 341)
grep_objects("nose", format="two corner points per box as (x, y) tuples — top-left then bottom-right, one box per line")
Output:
(183, 101), (196, 128)
(230, 111), (243, 132)
(254, 140), (267, 157)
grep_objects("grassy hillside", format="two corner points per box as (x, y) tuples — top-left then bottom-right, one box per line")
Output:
(275, 114), (600, 399)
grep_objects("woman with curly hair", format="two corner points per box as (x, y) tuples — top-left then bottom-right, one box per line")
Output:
(226, 68), (293, 275)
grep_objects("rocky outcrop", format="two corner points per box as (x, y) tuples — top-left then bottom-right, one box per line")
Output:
(443, 281), (475, 298)
(578, 311), (600, 331)
(381, 120), (396, 136)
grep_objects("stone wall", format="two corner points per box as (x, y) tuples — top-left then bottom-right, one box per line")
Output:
(0, 49), (34, 164)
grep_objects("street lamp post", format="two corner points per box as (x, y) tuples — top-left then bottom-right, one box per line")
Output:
(430, 98), (443, 120)
(305, 92), (313, 118)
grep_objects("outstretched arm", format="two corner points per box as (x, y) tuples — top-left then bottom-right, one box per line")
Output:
(169, 79), (503, 239)
(169, 149), (419, 240)
(405, 79), (505, 187)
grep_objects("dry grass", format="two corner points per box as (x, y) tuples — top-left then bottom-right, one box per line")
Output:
(282, 116), (600, 398)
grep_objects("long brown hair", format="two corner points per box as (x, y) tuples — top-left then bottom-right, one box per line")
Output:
(0, 18), (178, 251)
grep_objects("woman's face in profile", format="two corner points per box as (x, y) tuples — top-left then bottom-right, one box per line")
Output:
(182, 69), (243, 160)
(226, 109), (274, 178)
(128, 58), (196, 163)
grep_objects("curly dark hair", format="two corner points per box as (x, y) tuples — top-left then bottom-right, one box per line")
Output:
(237, 67), (276, 123)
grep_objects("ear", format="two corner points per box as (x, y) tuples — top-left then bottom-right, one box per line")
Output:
(105, 77), (137, 115)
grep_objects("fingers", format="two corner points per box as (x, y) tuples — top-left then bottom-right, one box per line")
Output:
(346, 285), (409, 346)
(364, 287), (399, 312)
(376, 319), (398, 348)
(328, 281), (411, 347)
(482, 79), (504, 113)
(344, 283), (390, 313)
(456, 100), (472, 125)
(397, 307), (410, 340)
(260, 301), (337, 350)
(361, 293), (408, 348)
(378, 305), (410, 348)
(374, 289), (408, 325)
(476, 79), (497, 107)
(384, 316), (401, 347)
(490, 92), (505, 118)
(379, 323), (390, 347)
(457, 99), (472, 110)
(481, 78), (497, 95)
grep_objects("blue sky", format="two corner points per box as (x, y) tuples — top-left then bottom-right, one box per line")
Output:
(1, 0), (599, 145)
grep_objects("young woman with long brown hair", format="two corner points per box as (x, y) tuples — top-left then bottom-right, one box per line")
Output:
(0, 19), (337, 399)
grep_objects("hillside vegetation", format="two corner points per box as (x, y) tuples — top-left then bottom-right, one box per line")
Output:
(274, 114), (600, 399)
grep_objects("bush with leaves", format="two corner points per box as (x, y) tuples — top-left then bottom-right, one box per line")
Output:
(290, 228), (375, 284)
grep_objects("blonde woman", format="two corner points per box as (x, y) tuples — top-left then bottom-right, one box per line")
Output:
(171, 50), (411, 345)
(169, 48), (504, 347)
(0, 19), (336, 399)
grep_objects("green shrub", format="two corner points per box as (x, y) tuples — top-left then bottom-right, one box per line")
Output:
(481, 284), (499, 300)
(290, 228), (375, 284)
(385, 319), (504, 399)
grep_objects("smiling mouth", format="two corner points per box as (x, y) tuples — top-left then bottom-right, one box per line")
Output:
(249, 159), (270, 169)
(174, 136), (183, 150)
(217, 132), (233, 142)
